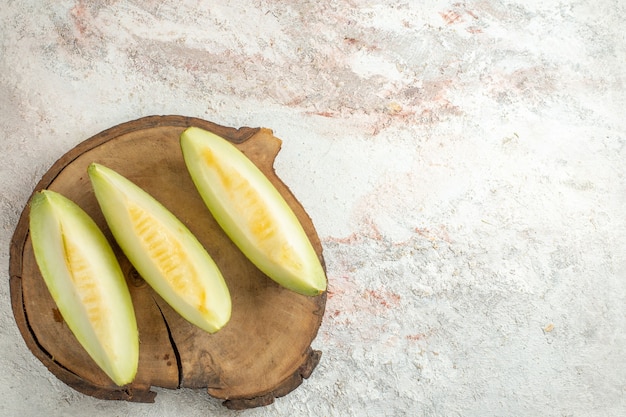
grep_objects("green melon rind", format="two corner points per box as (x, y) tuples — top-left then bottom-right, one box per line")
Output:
(29, 190), (139, 386)
(87, 163), (231, 333)
(180, 127), (326, 296)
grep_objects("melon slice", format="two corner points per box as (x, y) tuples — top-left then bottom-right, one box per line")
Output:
(29, 190), (138, 386)
(88, 163), (231, 333)
(180, 127), (327, 296)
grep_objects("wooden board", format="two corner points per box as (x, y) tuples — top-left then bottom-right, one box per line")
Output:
(9, 115), (327, 410)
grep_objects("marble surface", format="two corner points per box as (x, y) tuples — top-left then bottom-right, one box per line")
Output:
(1, 1), (625, 416)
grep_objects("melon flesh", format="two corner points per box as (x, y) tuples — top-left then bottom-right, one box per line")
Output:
(180, 127), (327, 296)
(29, 190), (138, 386)
(88, 163), (231, 333)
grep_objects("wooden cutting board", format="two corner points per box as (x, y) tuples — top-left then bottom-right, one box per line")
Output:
(9, 115), (327, 410)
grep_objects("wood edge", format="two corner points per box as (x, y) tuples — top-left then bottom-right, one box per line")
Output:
(221, 348), (322, 410)
(7, 116), (328, 409)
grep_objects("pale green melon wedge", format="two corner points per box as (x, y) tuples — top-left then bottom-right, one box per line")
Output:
(88, 163), (231, 333)
(29, 190), (138, 386)
(180, 127), (327, 296)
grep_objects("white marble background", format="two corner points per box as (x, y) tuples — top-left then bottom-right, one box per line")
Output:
(1, 1), (625, 416)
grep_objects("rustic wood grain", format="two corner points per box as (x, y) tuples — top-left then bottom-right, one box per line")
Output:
(9, 115), (327, 408)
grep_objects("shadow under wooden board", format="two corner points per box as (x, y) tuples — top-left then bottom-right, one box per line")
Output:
(9, 115), (327, 410)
